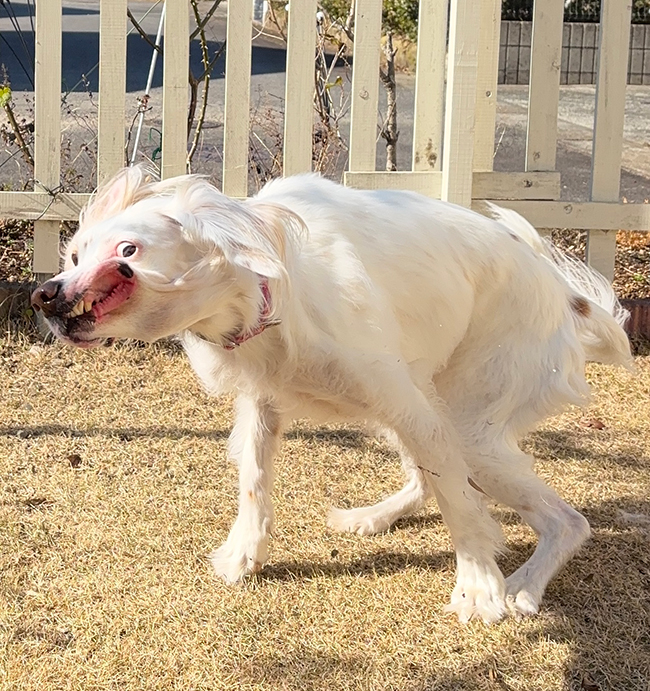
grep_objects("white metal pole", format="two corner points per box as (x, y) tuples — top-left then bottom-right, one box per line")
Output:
(129, 1), (166, 165)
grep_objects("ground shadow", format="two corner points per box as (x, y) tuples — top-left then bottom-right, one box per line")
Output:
(0, 423), (228, 441)
(259, 548), (454, 583)
(249, 497), (650, 689)
(536, 499), (650, 690)
(526, 428), (649, 469)
(285, 427), (370, 451)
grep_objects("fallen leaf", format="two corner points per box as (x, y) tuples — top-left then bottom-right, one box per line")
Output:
(67, 453), (82, 468)
(579, 417), (605, 430)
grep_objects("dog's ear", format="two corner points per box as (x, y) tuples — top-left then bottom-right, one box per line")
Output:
(80, 166), (154, 230)
(235, 202), (304, 279)
(170, 181), (304, 282)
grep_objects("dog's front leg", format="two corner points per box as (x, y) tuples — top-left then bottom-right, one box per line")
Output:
(210, 395), (283, 582)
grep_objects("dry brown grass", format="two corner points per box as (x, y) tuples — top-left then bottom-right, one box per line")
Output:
(0, 339), (649, 691)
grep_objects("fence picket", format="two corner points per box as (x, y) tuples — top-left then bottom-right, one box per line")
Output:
(162, 0), (189, 179)
(587, 0), (634, 280)
(473, 0), (502, 172)
(348, 0), (383, 172)
(283, 0), (317, 176)
(441, 0), (481, 206)
(98, 0), (127, 183)
(223, 1), (253, 197)
(412, 0), (448, 174)
(526, 0), (564, 172)
(33, 0), (62, 276)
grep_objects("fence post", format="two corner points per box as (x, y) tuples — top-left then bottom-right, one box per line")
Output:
(33, 0), (62, 281)
(441, 0), (481, 206)
(587, 0), (633, 281)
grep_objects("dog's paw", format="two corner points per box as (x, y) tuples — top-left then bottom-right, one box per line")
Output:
(209, 542), (266, 583)
(505, 572), (542, 617)
(327, 506), (392, 536)
(444, 585), (508, 624)
(209, 526), (270, 583)
(444, 561), (508, 623)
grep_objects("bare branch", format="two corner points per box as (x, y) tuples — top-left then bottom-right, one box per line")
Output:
(2, 100), (34, 169)
(126, 8), (162, 54)
(378, 32), (398, 171)
(189, 0), (223, 41)
(266, 2), (287, 43)
(187, 0), (213, 168)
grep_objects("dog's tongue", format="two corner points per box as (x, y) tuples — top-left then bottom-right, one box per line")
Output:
(92, 279), (136, 320)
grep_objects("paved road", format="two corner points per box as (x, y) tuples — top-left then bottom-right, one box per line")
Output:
(0, 0), (287, 93)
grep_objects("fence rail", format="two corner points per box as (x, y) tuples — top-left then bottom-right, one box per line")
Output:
(1, 0), (648, 283)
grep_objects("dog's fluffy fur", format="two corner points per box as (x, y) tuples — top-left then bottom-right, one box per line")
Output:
(35, 167), (632, 622)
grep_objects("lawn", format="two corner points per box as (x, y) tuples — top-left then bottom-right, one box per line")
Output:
(0, 338), (649, 690)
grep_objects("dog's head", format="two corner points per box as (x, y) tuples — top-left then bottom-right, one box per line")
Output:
(31, 166), (302, 348)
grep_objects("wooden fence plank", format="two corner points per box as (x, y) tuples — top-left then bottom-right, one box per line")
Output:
(441, 0), (481, 206)
(223, 0), (253, 196)
(587, 0), (633, 280)
(345, 171), (561, 200)
(412, 0), (448, 174)
(473, 0), (502, 172)
(0, 192), (91, 221)
(283, 0), (317, 176)
(526, 0), (564, 171)
(33, 0), (62, 276)
(162, 0), (189, 178)
(349, 0), (382, 172)
(98, 0), (127, 183)
(9, 192), (650, 232)
(472, 200), (650, 232)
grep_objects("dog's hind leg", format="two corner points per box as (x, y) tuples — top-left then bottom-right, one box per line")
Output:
(467, 445), (590, 616)
(383, 400), (507, 623)
(327, 431), (431, 536)
(210, 395), (284, 583)
(301, 351), (507, 622)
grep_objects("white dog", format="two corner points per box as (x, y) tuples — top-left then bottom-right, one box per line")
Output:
(32, 167), (632, 622)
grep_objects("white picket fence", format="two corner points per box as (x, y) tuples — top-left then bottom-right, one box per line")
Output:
(2, 0), (649, 281)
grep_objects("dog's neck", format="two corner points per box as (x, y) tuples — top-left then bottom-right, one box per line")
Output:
(191, 277), (281, 350)
(221, 278), (280, 349)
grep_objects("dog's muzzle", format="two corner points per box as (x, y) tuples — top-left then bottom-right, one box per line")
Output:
(31, 278), (65, 318)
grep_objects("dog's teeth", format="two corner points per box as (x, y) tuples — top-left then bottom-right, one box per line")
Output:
(83, 300), (93, 313)
(71, 301), (84, 316)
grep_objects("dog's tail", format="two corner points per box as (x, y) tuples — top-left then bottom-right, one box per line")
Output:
(486, 204), (633, 368)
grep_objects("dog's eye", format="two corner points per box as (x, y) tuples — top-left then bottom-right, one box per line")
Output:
(117, 242), (137, 258)
(71, 251), (78, 266)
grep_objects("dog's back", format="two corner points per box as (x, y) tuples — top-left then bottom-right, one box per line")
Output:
(254, 175), (630, 439)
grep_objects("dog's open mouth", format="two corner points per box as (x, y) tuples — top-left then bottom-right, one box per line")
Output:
(50, 275), (136, 347)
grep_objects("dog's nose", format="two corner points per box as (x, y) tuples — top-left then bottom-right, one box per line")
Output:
(31, 279), (63, 317)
